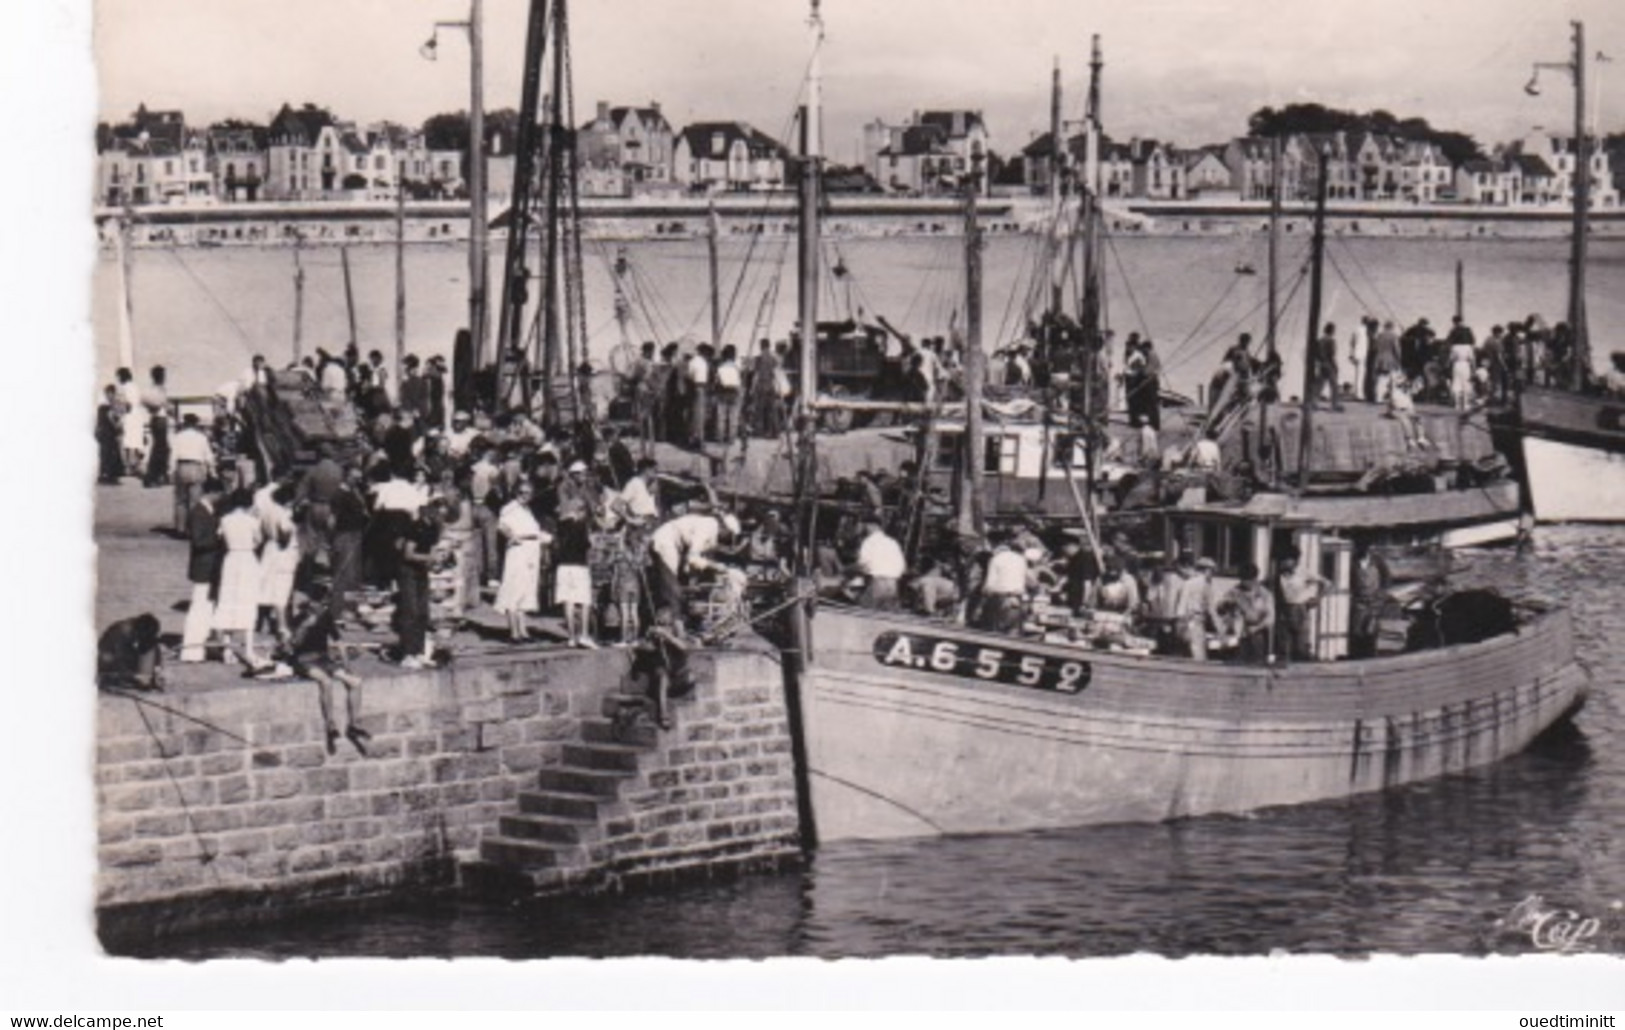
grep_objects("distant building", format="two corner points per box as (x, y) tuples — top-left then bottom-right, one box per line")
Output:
(1516, 132), (1619, 208)
(578, 101), (677, 198)
(264, 103), (335, 201)
(1179, 146), (1233, 199)
(1346, 131), (1403, 200)
(1455, 159), (1519, 206)
(1127, 139), (1185, 200)
(864, 109), (991, 196)
(1224, 136), (1307, 202)
(674, 122), (790, 194)
(205, 125), (268, 203)
(96, 104), (212, 207)
(1396, 139), (1451, 203)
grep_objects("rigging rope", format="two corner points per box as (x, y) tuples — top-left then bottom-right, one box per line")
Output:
(158, 245), (258, 349)
(1330, 237), (1401, 324)
(1104, 232), (1151, 340)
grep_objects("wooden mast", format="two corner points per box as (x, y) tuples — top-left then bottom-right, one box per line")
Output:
(1568, 20), (1591, 390)
(796, 2), (824, 423)
(1260, 136), (1282, 480)
(468, 0), (490, 374)
(114, 212), (137, 371)
(960, 148), (986, 540)
(792, 0), (825, 571)
(394, 170), (407, 388)
(292, 235), (306, 364)
(1048, 55), (1064, 313)
(494, 0), (552, 408)
(340, 245), (359, 355)
(1266, 137), (1282, 355)
(708, 199), (723, 352)
(1297, 146), (1330, 492)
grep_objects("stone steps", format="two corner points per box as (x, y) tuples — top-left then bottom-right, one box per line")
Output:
(534, 765), (635, 798)
(478, 835), (586, 871)
(498, 812), (600, 845)
(579, 717), (659, 748)
(516, 789), (603, 820)
(562, 741), (645, 773)
(480, 687), (665, 873)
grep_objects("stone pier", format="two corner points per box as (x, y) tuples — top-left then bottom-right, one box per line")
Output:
(94, 643), (801, 949)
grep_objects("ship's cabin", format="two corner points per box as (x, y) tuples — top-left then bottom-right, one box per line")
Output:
(1162, 498), (1353, 661)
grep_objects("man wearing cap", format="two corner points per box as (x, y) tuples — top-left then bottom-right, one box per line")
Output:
(1217, 562), (1274, 662)
(647, 510), (739, 622)
(854, 518), (905, 611)
(446, 411), (480, 459)
(1275, 550), (1332, 662)
(1173, 553), (1217, 660)
(169, 412), (216, 536)
(399, 355), (429, 421)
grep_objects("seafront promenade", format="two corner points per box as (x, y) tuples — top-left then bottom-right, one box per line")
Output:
(95, 194), (1625, 251)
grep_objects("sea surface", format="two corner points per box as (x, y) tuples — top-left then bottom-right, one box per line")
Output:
(93, 232), (1625, 402)
(125, 527), (1624, 960)
(97, 235), (1624, 958)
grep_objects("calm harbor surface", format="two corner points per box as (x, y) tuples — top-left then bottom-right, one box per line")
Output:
(94, 234), (1625, 402)
(95, 234), (1624, 957)
(123, 526), (1624, 959)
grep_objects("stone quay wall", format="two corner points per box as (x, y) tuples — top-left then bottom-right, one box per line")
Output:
(94, 645), (800, 946)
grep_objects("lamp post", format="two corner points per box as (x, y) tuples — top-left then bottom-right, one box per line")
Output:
(422, 0), (489, 377)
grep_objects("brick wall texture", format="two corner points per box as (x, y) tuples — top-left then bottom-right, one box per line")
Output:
(94, 646), (801, 941)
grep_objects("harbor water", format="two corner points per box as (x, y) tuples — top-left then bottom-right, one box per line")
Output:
(94, 234), (1625, 957)
(93, 233), (1625, 403)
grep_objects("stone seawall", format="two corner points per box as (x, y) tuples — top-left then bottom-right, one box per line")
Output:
(94, 645), (800, 948)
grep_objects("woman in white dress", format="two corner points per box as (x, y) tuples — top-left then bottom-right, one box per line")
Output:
(214, 490), (268, 670)
(256, 481), (301, 647)
(494, 481), (550, 642)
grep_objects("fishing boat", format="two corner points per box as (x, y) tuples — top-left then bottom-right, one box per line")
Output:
(782, 22), (1587, 845)
(793, 518), (1588, 841)
(1490, 21), (1625, 523)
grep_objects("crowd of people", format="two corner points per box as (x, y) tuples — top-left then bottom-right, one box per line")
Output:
(96, 346), (817, 739)
(1312, 312), (1613, 413)
(834, 514), (1390, 665)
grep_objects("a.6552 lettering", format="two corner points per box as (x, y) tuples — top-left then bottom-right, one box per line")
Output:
(873, 631), (1091, 694)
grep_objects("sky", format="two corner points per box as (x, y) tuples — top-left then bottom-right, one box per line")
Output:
(93, 0), (1625, 162)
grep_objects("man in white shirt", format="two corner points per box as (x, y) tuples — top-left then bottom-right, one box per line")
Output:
(854, 518), (906, 610)
(617, 459), (661, 527)
(445, 411), (481, 459)
(648, 510), (738, 620)
(1174, 555), (1218, 659)
(1348, 319), (1370, 402)
(686, 346), (712, 446)
(977, 540), (1031, 633)
(1190, 431), (1223, 472)
(169, 413), (216, 536)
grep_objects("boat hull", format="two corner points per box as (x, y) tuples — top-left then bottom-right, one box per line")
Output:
(1501, 386), (1625, 523)
(798, 606), (1587, 841)
(1521, 435), (1625, 524)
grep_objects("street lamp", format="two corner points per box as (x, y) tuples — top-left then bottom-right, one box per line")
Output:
(421, 0), (490, 380)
